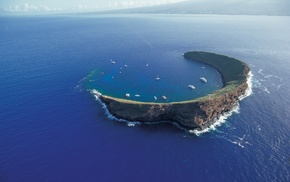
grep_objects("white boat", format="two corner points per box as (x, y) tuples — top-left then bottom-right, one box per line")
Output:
(200, 77), (207, 83)
(154, 96), (157, 100)
(162, 96), (167, 100)
(125, 93), (130, 97)
(146, 64), (149, 67)
(135, 94), (140, 97)
(155, 75), (160, 80)
(110, 59), (115, 64)
(188, 85), (196, 89)
(124, 65), (128, 68)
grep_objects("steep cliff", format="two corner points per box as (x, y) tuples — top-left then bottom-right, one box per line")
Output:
(98, 51), (250, 130)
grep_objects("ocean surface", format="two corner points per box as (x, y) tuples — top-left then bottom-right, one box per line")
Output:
(0, 14), (289, 182)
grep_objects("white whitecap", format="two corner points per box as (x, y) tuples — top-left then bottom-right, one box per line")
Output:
(239, 71), (253, 100)
(190, 105), (240, 136)
(89, 89), (141, 126)
(90, 89), (102, 100)
(190, 71), (253, 136)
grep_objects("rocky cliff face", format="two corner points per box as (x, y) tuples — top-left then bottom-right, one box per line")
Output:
(101, 80), (248, 130)
(97, 51), (250, 130)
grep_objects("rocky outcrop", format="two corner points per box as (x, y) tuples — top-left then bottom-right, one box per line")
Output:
(98, 51), (250, 130)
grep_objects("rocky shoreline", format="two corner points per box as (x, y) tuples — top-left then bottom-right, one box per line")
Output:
(96, 51), (250, 130)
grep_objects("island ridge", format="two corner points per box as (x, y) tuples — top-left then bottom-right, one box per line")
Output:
(94, 51), (250, 130)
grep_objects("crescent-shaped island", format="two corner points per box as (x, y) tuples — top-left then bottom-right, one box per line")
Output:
(92, 51), (250, 130)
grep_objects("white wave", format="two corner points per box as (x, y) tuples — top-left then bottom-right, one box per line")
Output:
(90, 89), (102, 100)
(127, 122), (141, 127)
(190, 105), (240, 136)
(100, 98), (129, 123)
(89, 89), (141, 126)
(89, 89), (115, 118)
(239, 71), (253, 100)
(191, 71), (253, 136)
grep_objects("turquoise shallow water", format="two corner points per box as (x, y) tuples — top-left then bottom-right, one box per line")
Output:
(0, 15), (289, 182)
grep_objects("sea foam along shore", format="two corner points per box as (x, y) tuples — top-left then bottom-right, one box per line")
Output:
(90, 89), (141, 126)
(89, 70), (253, 135)
(90, 89), (200, 129)
(90, 89), (173, 127)
(190, 71), (253, 136)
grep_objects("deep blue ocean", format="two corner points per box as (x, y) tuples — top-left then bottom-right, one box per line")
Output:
(0, 14), (289, 182)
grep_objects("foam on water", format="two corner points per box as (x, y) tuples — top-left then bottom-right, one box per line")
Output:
(89, 71), (253, 135)
(190, 71), (253, 136)
(239, 71), (253, 100)
(190, 105), (241, 136)
(90, 89), (120, 120)
(89, 89), (142, 126)
(89, 89), (182, 128)
(256, 68), (284, 92)
(221, 134), (253, 148)
(90, 89), (102, 100)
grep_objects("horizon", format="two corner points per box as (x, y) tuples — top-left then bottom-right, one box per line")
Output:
(0, 0), (185, 15)
(1, 0), (289, 16)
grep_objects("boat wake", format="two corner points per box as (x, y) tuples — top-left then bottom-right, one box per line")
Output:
(252, 68), (284, 94)
(221, 134), (252, 148)
(74, 75), (90, 92)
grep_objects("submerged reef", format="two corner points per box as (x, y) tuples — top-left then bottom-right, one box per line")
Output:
(95, 51), (250, 130)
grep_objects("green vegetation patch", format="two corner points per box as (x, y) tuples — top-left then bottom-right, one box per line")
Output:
(184, 51), (248, 85)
